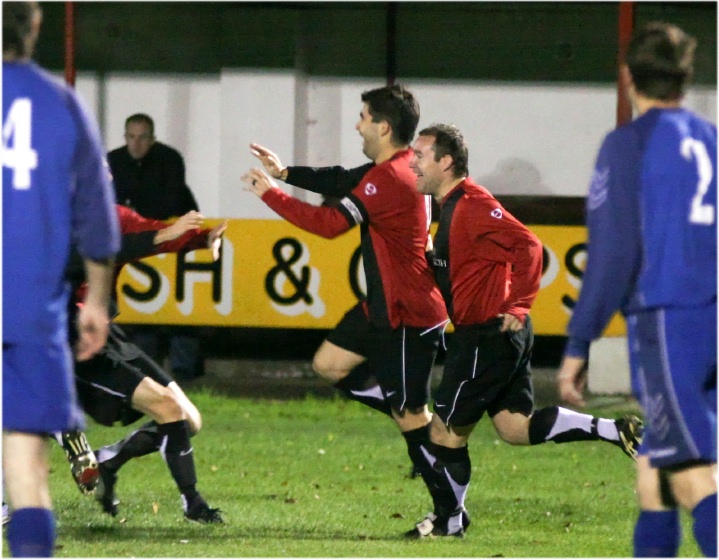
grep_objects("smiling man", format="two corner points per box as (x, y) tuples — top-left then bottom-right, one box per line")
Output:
(405, 123), (643, 538)
(243, 85), (448, 527)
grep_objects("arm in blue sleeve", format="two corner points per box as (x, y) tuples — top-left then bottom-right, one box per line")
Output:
(566, 131), (643, 358)
(285, 163), (374, 198)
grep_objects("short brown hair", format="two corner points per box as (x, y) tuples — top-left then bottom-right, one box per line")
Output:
(125, 113), (155, 137)
(361, 84), (420, 146)
(418, 123), (469, 179)
(3, 2), (40, 58)
(626, 22), (697, 101)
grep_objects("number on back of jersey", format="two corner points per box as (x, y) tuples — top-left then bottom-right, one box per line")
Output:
(3, 98), (38, 190)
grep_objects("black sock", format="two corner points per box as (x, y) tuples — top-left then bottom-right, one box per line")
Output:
(402, 424), (444, 511)
(97, 421), (161, 472)
(334, 363), (392, 417)
(158, 420), (199, 504)
(431, 443), (471, 519)
(529, 406), (613, 445)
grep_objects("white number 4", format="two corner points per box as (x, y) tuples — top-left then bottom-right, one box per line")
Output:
(681, 137), (715, 225)
(2, 98), (38, 190)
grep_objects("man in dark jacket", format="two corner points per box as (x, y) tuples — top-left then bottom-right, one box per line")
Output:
(108, 113), (198, 220)
(107, 113), (203, 381)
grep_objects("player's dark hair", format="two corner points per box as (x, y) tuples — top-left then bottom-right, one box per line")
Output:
(361, 84), (420, 146)
(418, 123), (469, 179)
(125, 113), (155, 137)
(626, 22), (696, 101)
(3, 2), (40, 58)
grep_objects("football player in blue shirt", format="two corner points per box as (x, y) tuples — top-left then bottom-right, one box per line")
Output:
(556, 22), (716, 557)
(2, 2), (120, 556)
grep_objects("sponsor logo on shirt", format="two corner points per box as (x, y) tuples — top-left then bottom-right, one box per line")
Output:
(364, 182), (377, 196)
(491, 208), (503, 219)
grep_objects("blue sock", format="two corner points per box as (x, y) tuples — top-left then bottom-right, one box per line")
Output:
(692, 493), (717, 557)
(633, 509), (680, 557)
(7, 507), (56, 557)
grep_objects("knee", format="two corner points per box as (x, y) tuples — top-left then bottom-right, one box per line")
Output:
(394, 406), (432, 432)
(186, 410), (202, 435)
(636, 470), (665, 510)
(312, 354), (345, 383)
(668, 464), (717, 511)
(147, 388), (184, 423)
(492, 412), (530, 445)
(495, 426), (524, 445)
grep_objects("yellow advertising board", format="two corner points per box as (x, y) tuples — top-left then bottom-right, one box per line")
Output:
(115, 219), (626, 336)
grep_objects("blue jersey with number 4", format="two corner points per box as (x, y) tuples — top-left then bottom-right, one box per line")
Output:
(567, 107), (717, 354)
(2, 61), (119, 344)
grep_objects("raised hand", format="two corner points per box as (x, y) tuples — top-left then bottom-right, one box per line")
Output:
(242, 168), (279, 197)
(250, 143), (287, 180)
(165, 210), (205, 241)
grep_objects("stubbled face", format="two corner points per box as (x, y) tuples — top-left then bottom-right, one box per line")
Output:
(410, 135), (443, 196)
(124, 121), (154, 160)
(355, 104), (383, 162)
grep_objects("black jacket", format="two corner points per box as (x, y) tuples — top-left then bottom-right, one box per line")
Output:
(107, 141), (199, 220)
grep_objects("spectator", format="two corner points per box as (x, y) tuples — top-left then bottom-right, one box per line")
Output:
(108, 113), (203, 382)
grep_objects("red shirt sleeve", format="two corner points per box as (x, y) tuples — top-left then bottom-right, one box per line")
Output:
(116, 204), (209, 260)
(261, 188), (354, 238)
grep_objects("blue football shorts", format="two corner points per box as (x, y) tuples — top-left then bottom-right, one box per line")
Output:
(3, 337), (85, 434)
(628, 303), (717, 468)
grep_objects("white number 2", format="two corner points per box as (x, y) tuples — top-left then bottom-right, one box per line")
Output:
(2, 98), (39, 190)
(681, 137), (715, 225)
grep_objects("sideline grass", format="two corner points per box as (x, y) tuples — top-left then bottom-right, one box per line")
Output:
(5, 391), (701, 557)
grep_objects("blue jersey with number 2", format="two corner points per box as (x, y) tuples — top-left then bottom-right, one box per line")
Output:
(567, 107), (717, 354)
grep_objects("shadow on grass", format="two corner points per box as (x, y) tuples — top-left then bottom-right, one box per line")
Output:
(59, 522), (395, 543)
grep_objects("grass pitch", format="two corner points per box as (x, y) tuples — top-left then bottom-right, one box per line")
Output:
(5, 390), (702, 557)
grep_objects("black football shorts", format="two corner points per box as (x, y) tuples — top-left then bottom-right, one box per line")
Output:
(74, 324), (174, 427)
(327, 303), (441, 413)
(433, 316), (535, 427)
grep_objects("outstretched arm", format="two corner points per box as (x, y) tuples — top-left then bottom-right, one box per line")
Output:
(117, 206), (219, 262)
(243, 168), (354, 239)
(250, 143), (373, 198)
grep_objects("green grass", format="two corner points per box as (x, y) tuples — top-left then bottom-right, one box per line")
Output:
(5, 391), (702, 557)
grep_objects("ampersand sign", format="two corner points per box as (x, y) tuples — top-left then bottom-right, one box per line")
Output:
(265, 238), (314, 305)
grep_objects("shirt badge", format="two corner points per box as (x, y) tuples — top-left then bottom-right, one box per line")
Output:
(364, 182), (377, 196)
(491, 208), (503, 219)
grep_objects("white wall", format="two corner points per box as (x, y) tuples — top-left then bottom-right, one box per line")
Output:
(72, 70), (717, 218)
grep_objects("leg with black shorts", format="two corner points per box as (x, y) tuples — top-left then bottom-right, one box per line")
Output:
(407, 318), (643, 539)
(313, 304), (443, 513)
(76, 327), (221, 524)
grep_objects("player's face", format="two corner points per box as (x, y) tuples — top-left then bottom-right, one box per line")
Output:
(124, 121), (155, 160)
(410, 135), (442, 196)
(355, 104), (382, 161)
